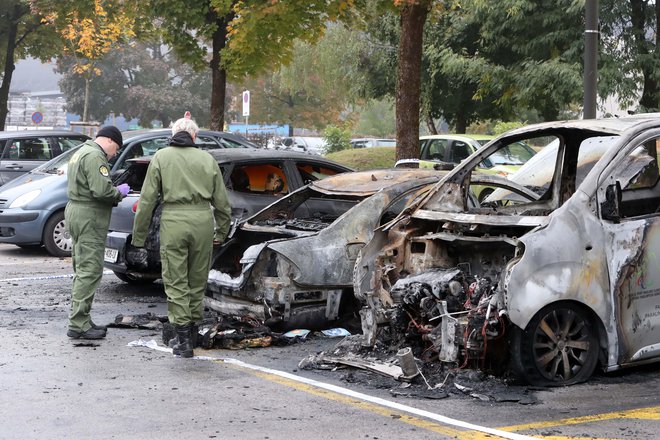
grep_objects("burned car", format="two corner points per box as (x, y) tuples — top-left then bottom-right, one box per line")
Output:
(104, 149), (352, 283)
(205, 168), (446, 330)
(355, 115), (660, 386)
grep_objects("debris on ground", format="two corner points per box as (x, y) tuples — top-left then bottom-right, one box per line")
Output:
(299, 335), (538, 404)
(111, 313), (167, 329)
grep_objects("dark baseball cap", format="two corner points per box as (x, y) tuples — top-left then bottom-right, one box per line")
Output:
(96, 126), (123, 147)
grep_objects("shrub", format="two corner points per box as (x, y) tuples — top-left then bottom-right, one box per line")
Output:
(323, 125), (352, 154)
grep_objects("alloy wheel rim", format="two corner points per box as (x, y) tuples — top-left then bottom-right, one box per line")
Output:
(53, 220), (72, 253)
(532, 308), (591, 382)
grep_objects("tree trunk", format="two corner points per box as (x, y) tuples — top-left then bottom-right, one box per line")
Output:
(631, 0), (660, 110)
(209, 12), (231, 131)
(0, 10), (18, 131)
(395, 1), (430, 164)
(425, 113), (437, 135)
(83, 77), (90, 122)
(455, 114), (467, 134)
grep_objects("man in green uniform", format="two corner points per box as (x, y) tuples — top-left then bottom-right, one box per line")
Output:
(66, 126), (130, 339)
(132, 118), (231, 358)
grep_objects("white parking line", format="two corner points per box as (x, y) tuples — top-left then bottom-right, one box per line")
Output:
(129, 339), (537, 440)
(0, 270), (113, 283)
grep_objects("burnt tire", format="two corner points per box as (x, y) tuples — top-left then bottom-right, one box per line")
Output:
(43, 211), (72, 257)
(112, 271), (155, 285)
(510, 303), (599, 386)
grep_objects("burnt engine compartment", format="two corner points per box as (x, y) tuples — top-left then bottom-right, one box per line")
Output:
(362, 219), (531, 373)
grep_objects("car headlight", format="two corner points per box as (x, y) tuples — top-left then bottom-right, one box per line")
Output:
(9, 189), (41, 208)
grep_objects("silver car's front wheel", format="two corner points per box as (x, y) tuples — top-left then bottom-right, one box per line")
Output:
(43, 211), (72, 257)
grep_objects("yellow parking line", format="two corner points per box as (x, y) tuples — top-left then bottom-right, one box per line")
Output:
(497, 405), (660, 432)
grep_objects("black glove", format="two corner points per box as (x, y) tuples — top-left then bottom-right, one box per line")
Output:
(126, 244), (148, 270)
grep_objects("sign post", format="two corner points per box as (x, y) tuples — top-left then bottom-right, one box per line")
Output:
(242, 90), (250, 135)
(31, 111), (43, 126)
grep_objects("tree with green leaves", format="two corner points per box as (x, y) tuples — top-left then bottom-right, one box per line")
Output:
(150, 0), (353, 131)
(58, 40), (213, 127)
(599, 0), (660, 111)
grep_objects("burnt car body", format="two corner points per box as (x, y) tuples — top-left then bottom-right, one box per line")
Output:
(104, 149), (353, 283)
(354, 115), (660, 386)
(206, 169), (445, 330)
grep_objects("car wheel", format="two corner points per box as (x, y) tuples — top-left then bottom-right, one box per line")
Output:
(510, 303), (599, 386)
(112, 271), (154, 285)
(43, 211), (72, 257)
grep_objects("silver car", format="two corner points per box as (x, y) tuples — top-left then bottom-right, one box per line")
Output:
(355, 115), (660, 385)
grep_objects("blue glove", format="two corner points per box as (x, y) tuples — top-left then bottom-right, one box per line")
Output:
(116, 183), (131, 197)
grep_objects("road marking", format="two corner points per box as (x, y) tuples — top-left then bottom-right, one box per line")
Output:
(497, 405), (660, 431)
(215, 357), (538, 440)
(0, 270), (113, 283)
(130, 339), (646, 440)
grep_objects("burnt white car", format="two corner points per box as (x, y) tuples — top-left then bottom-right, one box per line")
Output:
(355, 115), (660, 386)
(206, 168), (445, 330)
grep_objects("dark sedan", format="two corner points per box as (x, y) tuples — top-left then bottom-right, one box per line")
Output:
(104, 149), (353, 283)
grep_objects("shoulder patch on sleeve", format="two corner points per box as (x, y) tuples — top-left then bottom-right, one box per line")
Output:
(99, 165), (109, 177)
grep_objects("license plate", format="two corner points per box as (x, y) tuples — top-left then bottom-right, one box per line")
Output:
(104, 247), (118, 263)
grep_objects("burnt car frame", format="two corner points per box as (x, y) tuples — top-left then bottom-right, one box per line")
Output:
(354, 115), (660, 386)
(205, 169), (446, 330)
(104, 149), (353, 283)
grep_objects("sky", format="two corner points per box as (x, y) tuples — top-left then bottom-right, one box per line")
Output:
(10, 58), (61, 93)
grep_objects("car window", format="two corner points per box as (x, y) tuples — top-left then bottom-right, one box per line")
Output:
(485, 142), (536, 166)
(196, 135), (222, 150)
(11, 137), (52, 160)
(296, 163), (345, 184)
(216, 137), (246, 148)
(230, 164), (288, 195)
(448, 141), (472, 163)
(423, 139), (448, 161)
(56, 136), (88, 152)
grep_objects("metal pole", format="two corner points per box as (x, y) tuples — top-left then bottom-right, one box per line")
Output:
(583, 0), (599, 119)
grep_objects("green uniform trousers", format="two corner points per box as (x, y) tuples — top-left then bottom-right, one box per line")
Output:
(160, 206), (214, 326)
(65, 202), (112, 332)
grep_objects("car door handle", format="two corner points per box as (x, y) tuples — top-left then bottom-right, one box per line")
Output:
(4, 163), (23, 169)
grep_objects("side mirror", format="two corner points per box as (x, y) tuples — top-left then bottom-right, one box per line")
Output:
(283, 138), (293, 147)
(601, 181), (622, 223)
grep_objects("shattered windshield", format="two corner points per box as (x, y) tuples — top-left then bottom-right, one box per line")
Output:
(483, 135), (619, 205)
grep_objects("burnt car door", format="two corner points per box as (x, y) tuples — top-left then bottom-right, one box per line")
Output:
(599, 132), (660, 366)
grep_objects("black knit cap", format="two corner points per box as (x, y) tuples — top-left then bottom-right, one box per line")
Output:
(96, 125), (123, 147)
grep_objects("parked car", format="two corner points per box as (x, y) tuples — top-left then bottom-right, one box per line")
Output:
(355, 115), (660, 386)
(205, 168), (446, 330)
(268, 136), (327, 155)
(0, 130), (89, 186)
(104, 149), (354, 283)
(395, 134), (538, 201)
(350, 138), (396, 148)
(0, 129), (255, 257)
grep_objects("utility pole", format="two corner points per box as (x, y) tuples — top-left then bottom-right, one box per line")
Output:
(583, 0), (599, 119)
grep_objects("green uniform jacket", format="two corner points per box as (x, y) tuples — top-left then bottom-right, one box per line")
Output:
(67, 140), (123, 206)
(131, 145), (231, 247)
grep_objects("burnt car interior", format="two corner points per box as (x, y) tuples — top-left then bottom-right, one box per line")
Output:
(229, 164), (289, 195)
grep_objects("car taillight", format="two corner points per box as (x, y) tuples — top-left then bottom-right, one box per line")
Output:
(132, 200), (139, 213)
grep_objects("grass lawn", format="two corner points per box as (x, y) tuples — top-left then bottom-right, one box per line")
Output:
(324, 147), (396, 171)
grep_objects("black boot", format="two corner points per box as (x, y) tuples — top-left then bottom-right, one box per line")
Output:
(191, 324), (199, 348)
(162, 322), (177, 347)
(172, 324), (193, 358)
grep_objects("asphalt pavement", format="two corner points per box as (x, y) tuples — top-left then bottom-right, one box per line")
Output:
(1, 243), (659, 440)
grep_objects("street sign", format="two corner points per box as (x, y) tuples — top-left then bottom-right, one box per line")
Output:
(242, 90), (250, 117)
(31, 111), (43, 125)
